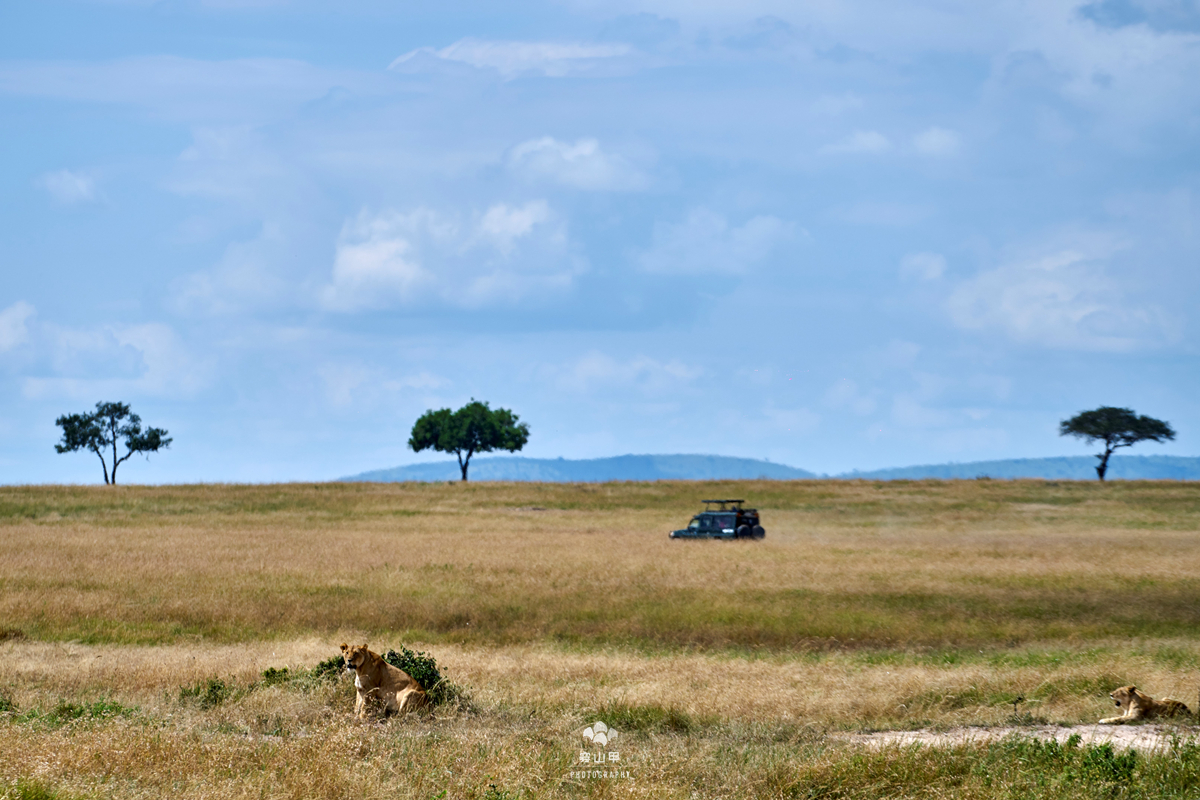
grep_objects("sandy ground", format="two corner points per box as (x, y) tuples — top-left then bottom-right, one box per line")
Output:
(841, 724), (1198, 752)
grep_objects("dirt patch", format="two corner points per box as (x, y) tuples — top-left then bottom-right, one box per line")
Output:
(841, 724), (1199, 752)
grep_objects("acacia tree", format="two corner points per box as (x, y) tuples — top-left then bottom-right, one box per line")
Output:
(1059, 406), (1175, 481)
(55, 401), (172, 485)
(408, 399), (529, 481)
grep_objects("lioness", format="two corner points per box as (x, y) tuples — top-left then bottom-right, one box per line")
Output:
(340, 643), (428, 719)
(1099, 685), (1191, 724)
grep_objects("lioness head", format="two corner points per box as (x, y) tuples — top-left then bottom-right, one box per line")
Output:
(340, 642), (371, 673)
(1111, 686), (1135, 709)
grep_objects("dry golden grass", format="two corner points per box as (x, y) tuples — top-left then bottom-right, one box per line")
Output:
(2, 638), (1200, 799)
(3, 479), (1200, 648)
(3, 479), (1200, 798)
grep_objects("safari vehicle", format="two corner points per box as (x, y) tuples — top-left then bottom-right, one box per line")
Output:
(669, 499), (765, 540)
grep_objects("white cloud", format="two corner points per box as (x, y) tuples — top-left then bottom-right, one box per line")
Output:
(37, 170), (99, 204)
(899, 251), (947, 280)
(172, 222), (302, 316)
(20, 321), (210, 400)
(638, 208), (794, 275)
(912, 126), (961, 156)
(508, 137), (648, 191)
(820, 130), (892, 155)
(478, 200), (551, 254)
(556, 351), (701, 394)
(321, 210), (438, 311)
(321, 203), (581, 312)
(389, 39), (633, 78)
(0, 302), (35, 351)
(114, 323), (211, 396)
(947, 247), (1176, 351)
(0, 56), (371, 124)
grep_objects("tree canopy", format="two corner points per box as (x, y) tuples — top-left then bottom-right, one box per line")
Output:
(408, 399), (529, 481)
(1059, 406), (1175, 481)
(55, 401), (172, 485)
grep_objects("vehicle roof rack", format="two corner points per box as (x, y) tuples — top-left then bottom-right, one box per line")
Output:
(702, 499), (745, 509)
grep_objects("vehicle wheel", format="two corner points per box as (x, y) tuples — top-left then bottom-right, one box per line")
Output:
(752, 525), (765, 540)
(736, 525), (751, 539)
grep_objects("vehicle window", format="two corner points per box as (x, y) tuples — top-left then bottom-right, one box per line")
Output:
(688, 518), (700, 529)
(716, 514), (735, 528)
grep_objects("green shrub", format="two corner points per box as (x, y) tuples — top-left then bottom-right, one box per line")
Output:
(48, 699), (136, 724)
(260, 667), (291, 686)
(312, 654), (345, 681)
(179, 677), (231, 709)
(1080, 743), (1137, 785)
(383, 646), (469, 708)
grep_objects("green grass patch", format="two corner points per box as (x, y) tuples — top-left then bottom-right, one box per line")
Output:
(1, 779), (79, 800)
(596, 701), (702, 734)
(11, 699), (139, 727)
(179, 677), (234, 709)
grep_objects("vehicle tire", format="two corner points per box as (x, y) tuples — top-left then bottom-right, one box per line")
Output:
(752, 525), (765, 540)
(736, 525), (751, 539)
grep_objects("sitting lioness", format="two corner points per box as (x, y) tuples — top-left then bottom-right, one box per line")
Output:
(340, 643), (428, 719)
(1099, 685), (1191, 724)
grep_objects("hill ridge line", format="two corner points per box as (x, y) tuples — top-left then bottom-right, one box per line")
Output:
(341, 453), (1200, 482)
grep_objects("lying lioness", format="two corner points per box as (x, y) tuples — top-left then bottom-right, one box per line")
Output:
(1099, 685), (1191, 724)
(340, 643), (428, 719)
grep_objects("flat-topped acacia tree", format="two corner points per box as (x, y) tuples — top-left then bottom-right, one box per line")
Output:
(408, 399), (529, 481)
(55, 401), (172, 485)
(1059, 406), (1175, 481)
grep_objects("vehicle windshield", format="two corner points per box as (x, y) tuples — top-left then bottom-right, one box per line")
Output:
(687, 518), (701, 529)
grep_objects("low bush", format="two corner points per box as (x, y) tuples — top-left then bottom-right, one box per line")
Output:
(383, 646), (470, 708)
(312, 654), (345, 681)
(179, 677), (232, 709)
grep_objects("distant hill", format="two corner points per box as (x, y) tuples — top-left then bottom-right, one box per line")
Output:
(342, 454), (816, 483)
(344, 453), (1200, 483)
(840, 455), (1200, 481)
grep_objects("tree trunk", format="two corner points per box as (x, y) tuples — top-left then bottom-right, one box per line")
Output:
(1095, 445), (1115, 481)
(92, 447), (111, 485)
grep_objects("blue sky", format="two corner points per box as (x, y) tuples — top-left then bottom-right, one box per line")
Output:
(2, 0), (1198, 483)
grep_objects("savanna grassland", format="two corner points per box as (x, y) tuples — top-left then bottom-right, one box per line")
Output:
(3, 479), (1200, 799)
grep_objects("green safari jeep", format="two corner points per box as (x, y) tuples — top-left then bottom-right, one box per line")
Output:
(669, 499), (765, 540)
